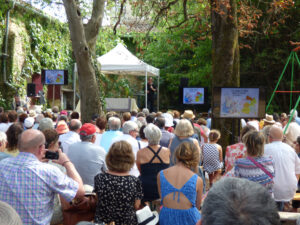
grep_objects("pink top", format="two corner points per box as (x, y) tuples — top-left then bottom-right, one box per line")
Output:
(225, 142), (246, 172)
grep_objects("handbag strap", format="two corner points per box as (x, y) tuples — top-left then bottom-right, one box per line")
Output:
(247, 156), (273, 179)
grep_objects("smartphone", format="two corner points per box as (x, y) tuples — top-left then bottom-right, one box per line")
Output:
(45, 150), (59, 160)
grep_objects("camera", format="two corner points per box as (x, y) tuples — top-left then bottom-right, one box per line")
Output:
(45, 150), (59, 160)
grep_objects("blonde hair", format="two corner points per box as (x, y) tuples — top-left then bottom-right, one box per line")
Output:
(243, 131), (265, 157)
(174, 119), (194, 137)
(175, 142), (199, 171)
(209, 129), (221, 142)
(106, 141), (135, 172)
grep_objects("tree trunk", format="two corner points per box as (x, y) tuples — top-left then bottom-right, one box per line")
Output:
(63, 0), (105, 123)
(211, 0), (240, 149)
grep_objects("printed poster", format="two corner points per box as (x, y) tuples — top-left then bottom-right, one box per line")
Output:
(220, 88), (259, 118)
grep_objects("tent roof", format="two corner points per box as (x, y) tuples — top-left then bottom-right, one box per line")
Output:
(96, 43), (159, 77)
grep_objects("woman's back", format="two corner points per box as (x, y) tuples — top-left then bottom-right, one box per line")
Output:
(158, 166), (202, 225)
(138, 146), (170, 201)
(169, 136), (194, 165)
(94, 172), (143, 224)
(202, 143), (222, 174)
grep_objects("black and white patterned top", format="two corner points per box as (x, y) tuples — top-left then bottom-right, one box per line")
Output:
(94, 172), (143, 225)
(202, 143), (223, 174)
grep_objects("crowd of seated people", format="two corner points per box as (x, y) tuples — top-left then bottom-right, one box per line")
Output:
(0, 106), (299, 225)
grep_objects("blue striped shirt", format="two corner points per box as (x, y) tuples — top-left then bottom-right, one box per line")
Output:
(0, 152), (78, 225)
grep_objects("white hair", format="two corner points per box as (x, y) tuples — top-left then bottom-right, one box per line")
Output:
(108, 117), (121, 131)
(144, 124), (162, 145)
(123, 121), (138, 134)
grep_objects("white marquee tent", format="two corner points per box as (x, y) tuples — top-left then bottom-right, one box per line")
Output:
(96, 43), (160, 110)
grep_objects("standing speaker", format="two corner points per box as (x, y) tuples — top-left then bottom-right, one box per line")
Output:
(180, 77), (189, 87)
(27, 83), (36, 97)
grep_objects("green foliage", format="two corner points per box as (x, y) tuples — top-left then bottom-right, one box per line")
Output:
(0, 3), (73, 108)
(132, 25), (212, 109)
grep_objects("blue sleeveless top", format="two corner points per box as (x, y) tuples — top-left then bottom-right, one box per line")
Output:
(159, 171), (201, 225)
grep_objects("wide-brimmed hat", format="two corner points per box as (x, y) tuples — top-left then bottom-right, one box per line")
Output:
(56, 121), (69, 134)
(263, 114), (275, 124)
(136, 205), (159, 225)
(0, 200), (22, 225)
(181, 110), (195, 119)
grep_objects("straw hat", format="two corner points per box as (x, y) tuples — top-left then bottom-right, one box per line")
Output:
(0, 201), (22, 225)
(181, 110), (195, 119)
(56, 121), (69, 135)
(263, 114), (275, 124)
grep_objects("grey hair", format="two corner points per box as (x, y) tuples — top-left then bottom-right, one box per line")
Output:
(80, 134), (94, 142)
(136, 117), (147, 129)
(123, 121), (138, 135)
(35, 114), (44, 123)
(108, 117), (121, 131)
(144, 123), (162, 145)
(38, 118), (54, 131)
(0, 131), (7, 143)
(201, 177), (280, 225)
(142, 108), (149, 116)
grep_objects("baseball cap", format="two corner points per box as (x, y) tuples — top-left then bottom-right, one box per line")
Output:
(24, 117), (35, 128)
(80, 123), (96, 136)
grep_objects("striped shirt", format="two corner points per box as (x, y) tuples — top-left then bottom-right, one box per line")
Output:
(234, 156), (275, 194)
(0, 152), (78, 225)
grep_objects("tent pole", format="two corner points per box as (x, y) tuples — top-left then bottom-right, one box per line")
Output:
(145, 71), (148, 109)
(157, 76), (159, 111)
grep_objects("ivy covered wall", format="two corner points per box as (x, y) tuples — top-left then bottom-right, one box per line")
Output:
(0, 1), (73, 109)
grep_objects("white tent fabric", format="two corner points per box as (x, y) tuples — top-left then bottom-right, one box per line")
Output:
(96, 43), (160, 110)
(97, 43), (159, 77)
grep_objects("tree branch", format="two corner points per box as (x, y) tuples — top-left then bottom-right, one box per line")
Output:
(113, 0), (126, 35)
(147, 0), (179, 34)
(167, 0), (190, 29)
(84, 0), (106, 53)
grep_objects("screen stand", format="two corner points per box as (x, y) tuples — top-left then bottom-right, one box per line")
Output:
(52, 85), (55, 107)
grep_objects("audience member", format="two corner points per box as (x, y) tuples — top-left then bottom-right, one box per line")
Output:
(162, 112), (174, 133)
(38, 118), (54, 131)
(94, 141), (143, 224)
(112, 121), (141, 177)
(94, 117), (106, 146)
(196, 118), (210, 146)
(263, 114), (276, 127)
(199, 177), (280, 225)
(67, 123), (106, 186)
(100, 116), (122, 152)
(0, 129), (84, 224)
(234, 130), (274, 194)
(158, 142), (202, 225)
(202, 129), (223, 187)
(33, 113), (44, 129)
(169, 119), (200, 166)
(284, 109), (300, 148)
(0, 112), (9, 132)
(225, 125), (256, 172)
(130, 110), (138, 122)
(24, 117), (34, 129)
(70, 111), (80, 120)
(146, 114), (155, 124)
(7, 110), (18, 127)
(155, 116), (174, 148)
(137, 124), (170, 202)
(264, 125), (300, 210)
(56, 121), (69, 135)
(138, 125), (148, 148)
(122, 112), (131, 124)
(5, 123), (23, 157)
(59, 119), (82, 154)
(0, 131), (10, 161)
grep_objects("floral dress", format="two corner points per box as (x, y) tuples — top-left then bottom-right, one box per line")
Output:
(94, 172), (143, 225)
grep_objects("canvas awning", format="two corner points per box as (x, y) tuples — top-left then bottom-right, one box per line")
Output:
(96, 43), (160, 110)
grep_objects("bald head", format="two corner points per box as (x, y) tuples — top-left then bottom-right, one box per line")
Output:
(18, 129), (45, 153)
(269, 126), (283, 142)
(69, 119), (82, 132)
